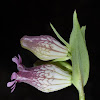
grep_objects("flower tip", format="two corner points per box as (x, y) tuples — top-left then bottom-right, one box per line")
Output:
(18, 54), (22, 63)
(20, 35), (30, 43)
(20, 35), (31, 49)
(12, 54), (22, 64)
(12, 56), (18, 64)
(12, 54), (24, 71)
(11, 72), (17, 80)
(7, 82), (13, 87)
(7, 74), (17, 93)
(20, 35), (25, 43)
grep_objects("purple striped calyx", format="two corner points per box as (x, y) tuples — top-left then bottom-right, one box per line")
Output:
(7, 55), (72, 93)
(20, 35), (69, 61)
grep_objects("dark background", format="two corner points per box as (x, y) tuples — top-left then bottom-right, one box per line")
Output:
(2, 0), (100, 100)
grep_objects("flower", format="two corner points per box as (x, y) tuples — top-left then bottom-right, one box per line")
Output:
(20, 35), (68, 61)
(7, 55), (72, 93)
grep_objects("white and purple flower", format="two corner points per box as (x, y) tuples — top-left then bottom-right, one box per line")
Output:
(20, 35), (69, 61)
(7, 55), (71, 93)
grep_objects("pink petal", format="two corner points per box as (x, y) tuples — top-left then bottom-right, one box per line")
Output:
(12, 55), (25, 71)
(11, 72), (17, 80)
(18, 54), (22, 63)
(11, 83), (16, 89)
(11, 84), (16, 93)
(7, 81), (15, 87)
(12, 56), (19, 66)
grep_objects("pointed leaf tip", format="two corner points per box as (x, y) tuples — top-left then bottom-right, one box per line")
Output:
(50, 23), (70, 48)
(73, 10), (80, 29)
(73, 10), (77, 17)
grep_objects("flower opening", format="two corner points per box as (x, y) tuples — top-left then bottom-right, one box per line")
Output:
(7, 55), (72, 93)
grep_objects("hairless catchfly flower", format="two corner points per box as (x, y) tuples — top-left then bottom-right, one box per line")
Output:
(20, 35), (69, 61)
(7, 11), (90, 100)
(7, 55), (71, 93)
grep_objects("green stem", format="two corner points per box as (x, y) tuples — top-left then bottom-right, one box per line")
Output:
(58, 61), (72, 71)
(78, 82), (85, 100)
(79, 89), (85, 100)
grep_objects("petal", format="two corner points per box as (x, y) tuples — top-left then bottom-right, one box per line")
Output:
(12, 54), (22, 64)
(18, 54), (22, 63)
(12, 56), (19, 66)
(20, 35), (68, 61)
(12, 55), (25, 71)
(11, 72), (17, 80)
(11, 83), (16, 93)
(7, 81), (15, 87)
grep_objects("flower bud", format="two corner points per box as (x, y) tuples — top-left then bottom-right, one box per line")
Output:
(7, 55), (72, 93)
(20, 35), (68, 61)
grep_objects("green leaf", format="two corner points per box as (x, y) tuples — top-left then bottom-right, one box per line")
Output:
(50, 23), (70, 48)
(81, 26), (86, 42)
(69, 11), (89, 90)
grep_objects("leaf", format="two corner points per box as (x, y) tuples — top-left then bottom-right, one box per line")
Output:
(69, 11), (89, 90)
(81, 26), (86, 42)
(50, 23), (70, 48)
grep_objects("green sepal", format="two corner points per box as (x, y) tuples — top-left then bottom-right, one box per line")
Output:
(34, 60), (72, 72)
(52, 57), (71, 62)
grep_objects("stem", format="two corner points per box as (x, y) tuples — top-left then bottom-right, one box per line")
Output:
(78, 81), (85, 100)
(56, 61), (72, 71)
(58, 61), (72, 71)
(50, 61), (72, 71)
(79, 89), (85, 100)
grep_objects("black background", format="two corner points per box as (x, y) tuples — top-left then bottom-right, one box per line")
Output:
(2, 0), (100, 100)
